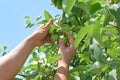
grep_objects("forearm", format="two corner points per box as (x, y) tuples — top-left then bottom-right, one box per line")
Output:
(54, 64), (69, 80)
(0, 37), (35, 80)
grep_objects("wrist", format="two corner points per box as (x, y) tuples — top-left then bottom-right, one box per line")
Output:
(58, 62), (69, 71)
(55, 66), (69, 80)
(58, 60), (70, 67)
(26, 36), (37, 48)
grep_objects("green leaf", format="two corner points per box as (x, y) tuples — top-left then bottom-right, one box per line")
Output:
(78, 0), (86, 3)
(74, 25), (92, 48)
(36, 16), (41, 21)
(109, 7), (120, 27)
(25, 16), (30, 19)
(90, 42), (104, 63)
(51, 0), (62, 9)
(81, 38), (91, 52)
(29, 58), (37, 63)
(108, 48), (119, 58)
(44, 10), (52, 21)
(114, 0), (120, 3)
(56, 0), (63, 9)
(26, 20), (31, 24)
(108, 69), (117, 80)
(62, 0), (76, 14)
(3, 46), (7, 50)
(103, 9), (111, 27)
(88, 0), (99, 6)
(26, 23), (34, 28)
(71, 6), (82, 17)
(91, 22), (102, 45)
(38, 20), (47, 24)
(90, 3), (101, 14)
(34, 74), (41, 80)
(102, 26), (118, 36)
(89, 61), (103, 75)
(78, 2), (90, 14)
(69, 65), (88, 73)
(24, 64), (38, 70)
(117, 62), (120, 76)
(47, 54), (61, 63)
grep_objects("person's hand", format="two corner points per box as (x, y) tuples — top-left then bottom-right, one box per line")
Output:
(28, 19), (53, 47)
(57, 32), (76, 68)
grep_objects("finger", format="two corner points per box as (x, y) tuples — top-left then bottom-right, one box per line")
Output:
(44, 19), (53, 30)
(66, 32), (74, 47)
(58, 39), (66, 50)
(46, 18), (53, 26)
(37, 19), (53, 30)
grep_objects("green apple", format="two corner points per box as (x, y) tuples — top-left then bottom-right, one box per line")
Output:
(50, 34), (59, 42)
(49, 24), (58, 34)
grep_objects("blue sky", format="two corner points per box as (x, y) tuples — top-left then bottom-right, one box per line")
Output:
(0, 0), (62, 56)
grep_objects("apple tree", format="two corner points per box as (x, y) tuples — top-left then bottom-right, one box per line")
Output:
(1, 0), (120, 80)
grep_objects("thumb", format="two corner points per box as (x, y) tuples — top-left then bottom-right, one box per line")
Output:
(44, 18), (53, 29)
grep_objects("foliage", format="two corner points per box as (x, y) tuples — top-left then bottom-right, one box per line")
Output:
(3, 0), (120, 80)
(0, 46), (8, 56)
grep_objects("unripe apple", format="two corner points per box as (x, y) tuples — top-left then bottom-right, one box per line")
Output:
(49, 24), (58, 34)
(50, 34), (59, 42)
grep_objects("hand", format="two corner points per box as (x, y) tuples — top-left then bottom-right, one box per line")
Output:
(57, 32), (76, 68)
(28, 19), (53, 46)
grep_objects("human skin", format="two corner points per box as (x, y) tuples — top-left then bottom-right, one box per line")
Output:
(54, 32), (76, 80)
